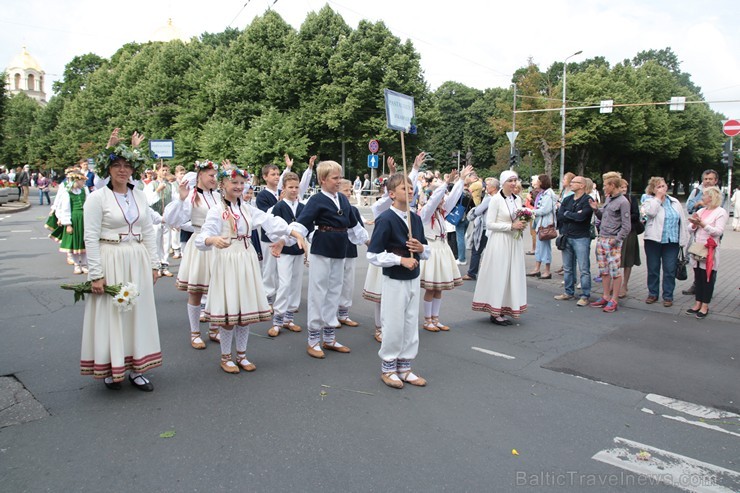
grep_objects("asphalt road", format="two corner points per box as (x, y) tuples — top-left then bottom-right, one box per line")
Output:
(1, 205), (738, 492)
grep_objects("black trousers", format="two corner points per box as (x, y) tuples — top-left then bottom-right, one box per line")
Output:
(694, 267), (717, 304)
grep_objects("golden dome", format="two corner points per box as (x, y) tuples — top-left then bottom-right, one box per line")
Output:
(151, 18), (189, 43)
(7, 47), (43, 72)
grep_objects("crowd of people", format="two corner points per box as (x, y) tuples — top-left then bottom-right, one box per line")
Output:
(42, 129), (734, 393)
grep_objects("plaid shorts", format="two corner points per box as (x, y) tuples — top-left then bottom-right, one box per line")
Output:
(595, 236), (623, 278)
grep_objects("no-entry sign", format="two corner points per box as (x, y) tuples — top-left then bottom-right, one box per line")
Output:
(723, 119), (740, 137)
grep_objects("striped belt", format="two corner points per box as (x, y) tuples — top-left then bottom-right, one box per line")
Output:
(229, 235), (251, 249)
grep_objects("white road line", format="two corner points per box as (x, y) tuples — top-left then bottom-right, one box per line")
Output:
(10, 230), (31, 233)
(471, 346), (515, 360)
(572, 374), (610, 385)
(592, 437), (740, 492)
(661, 415), (740, 439)
(646, 394), (740, 420)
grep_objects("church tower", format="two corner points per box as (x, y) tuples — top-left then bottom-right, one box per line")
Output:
(5, 47), (47, 105)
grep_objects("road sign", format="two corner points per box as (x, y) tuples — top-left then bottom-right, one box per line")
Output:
(506, 131), (519, 144)
(368, 139), (380, 154)
(723, 119), (740, 137)
(600, 100), (614, 114)
(367, 154), (379, 169)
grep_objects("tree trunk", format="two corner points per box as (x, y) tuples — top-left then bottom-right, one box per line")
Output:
(576, 147), (589, 176)
(539, 138), (554, 179)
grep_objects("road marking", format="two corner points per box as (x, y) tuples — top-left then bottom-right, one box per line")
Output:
(10, 230), (31, 233)
(471, 346), (515, 360)
(592, 436), (740, 492)
(572, 374), (610, 385)
(646, 394), (740, 420)
(660, 415), (740, 439)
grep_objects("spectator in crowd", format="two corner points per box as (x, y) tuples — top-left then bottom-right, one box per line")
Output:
(463, 177), (499, 281)
(640, 177), (689, 307)
(554, 175), (593, 306)
(618, 179), (643, 299)
(686, 187), (728, 319)
(731, 185), (740, 231)
(683, 169), (722, 295)
(37, 171), (51, 205)
(455, 171), (476, 265)
(79, 159), (95, 192)
(0, 167), (8, 181)
(17, 165), (31, 203)
(527, 174), (557, 279)
(589, 172), (631, 313)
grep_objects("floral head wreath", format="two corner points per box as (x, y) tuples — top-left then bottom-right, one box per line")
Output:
(217, 168), (248, 182)
(195, 160), (218, 172)
(94, 144), (148, 180)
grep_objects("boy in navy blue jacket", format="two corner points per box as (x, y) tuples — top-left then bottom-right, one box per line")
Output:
(256, 164), (281, 307)
(292, 161), (368, 359)
(367, 173), (430, 389)
(337, 179), (368, 327)
(268, 172), (306, 337)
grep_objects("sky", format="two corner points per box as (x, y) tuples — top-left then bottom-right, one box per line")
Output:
(2, 0), (739, 119)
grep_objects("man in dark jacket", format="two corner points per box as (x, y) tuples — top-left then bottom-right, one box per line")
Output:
(554, 176), (594, 306)
(17, 165), (30, 203)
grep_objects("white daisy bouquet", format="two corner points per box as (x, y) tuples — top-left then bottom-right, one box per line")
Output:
(61, 281), (140, 312)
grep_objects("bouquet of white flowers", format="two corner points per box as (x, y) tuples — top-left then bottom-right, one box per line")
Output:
(61, 281), (140, 312)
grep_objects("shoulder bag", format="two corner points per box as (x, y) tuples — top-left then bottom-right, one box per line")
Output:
(675, 248), (688, 281)
(445, 197), (465, 226)
(537, 197), (558, 241)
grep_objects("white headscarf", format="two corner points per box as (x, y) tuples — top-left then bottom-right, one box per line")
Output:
(500, 170), (518, 184)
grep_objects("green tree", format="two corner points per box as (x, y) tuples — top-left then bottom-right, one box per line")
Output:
(0, 94), (40, 165)
(52, 53), (105, 98)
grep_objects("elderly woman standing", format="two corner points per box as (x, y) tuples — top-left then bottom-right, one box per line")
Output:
(686, 187), (728, 319)
(81, 128), (161, 391)
(527, 174), (557, 279)
(472, 170), (527, 325)
(640, 177), (689, 307)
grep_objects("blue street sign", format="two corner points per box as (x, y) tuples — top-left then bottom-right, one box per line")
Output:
(368, 154), (379, 169)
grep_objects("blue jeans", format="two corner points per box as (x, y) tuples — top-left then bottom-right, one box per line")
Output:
(39, 190), (50, 205)
(455, 218), (469, 262)
(644, 240), (679, 301)
(534, 236), (552, 264)
(562, 236), (591, 298)
(467, 234), (488, 278)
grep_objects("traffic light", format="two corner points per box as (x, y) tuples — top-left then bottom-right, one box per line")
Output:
(509, 152), (517, 168)
(721, 140), (734, 169)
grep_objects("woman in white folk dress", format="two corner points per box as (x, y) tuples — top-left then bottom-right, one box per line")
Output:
(196, 168), (306, 374)
(81, 128), (161, 391)
(471, 170), (528, 325)
(163, 160), (221, 349)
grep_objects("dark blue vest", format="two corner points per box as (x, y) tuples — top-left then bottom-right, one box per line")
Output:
(367, 208), (426, 280)
(271, 200), (305, 255)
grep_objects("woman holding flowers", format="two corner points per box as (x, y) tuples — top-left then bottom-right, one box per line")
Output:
(472, 170), (528, 325)
(196, 167), (306, 374)
(81, 128), (162, 391)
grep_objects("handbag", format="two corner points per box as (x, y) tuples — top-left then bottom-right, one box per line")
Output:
(688, 242), (708, 260)
(537, 208), (558, 241)
(676, 248), (688, 281)
(445, 199), (465, 226)
(555, 234), (567, 251)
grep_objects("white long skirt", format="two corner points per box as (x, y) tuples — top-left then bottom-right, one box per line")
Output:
(80, 241), (161, 382)
(472, 231), (528, 318)
(175, 231), (212, 294)
(205, 239), (271, 326)
(362, 264), (383, 303)
(420, 238), (463, 291)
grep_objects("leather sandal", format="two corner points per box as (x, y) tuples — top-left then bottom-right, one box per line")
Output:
(190, 331), (206, 350)
(432, 317), (449, 331)
(374, 327), (383, 343)
(381, 371), (404, 389)
(267, 326), (280, 337)
(339, 318), (360, 327)
(208, 328), (220, 342)
(306, 342), (325, 359)
(398, 370), (427, 387)
(422, 317), (439, 332)
(220, 354), (240, 374)
(236, 352), (256, 372)
(322, 341), (350, 353)
(283, 322), (302, 332)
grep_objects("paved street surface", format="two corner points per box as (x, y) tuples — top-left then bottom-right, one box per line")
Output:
(1, 200), (738, 492)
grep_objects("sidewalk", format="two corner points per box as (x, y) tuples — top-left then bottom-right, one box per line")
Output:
(521, 224), (740, 323)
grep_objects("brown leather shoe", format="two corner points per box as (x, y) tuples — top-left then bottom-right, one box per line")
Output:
(190, 332), (206, 350)
(339, 318), (359, 327)
(462, 274), (475, 281)
(322, 341), (350, 353)
(283, 322), (302, 332)
(220, 354), (240, 374)
(236, 353), (256, 372)
(645, 296), (658, 304)
(381, 372), (403, 389)
(267, 326), (280, 337)
(306, 342), (325, 359)
(399, 370), (427, 387)
(663, 300), (673, 307)
(374, 327), (383, 343)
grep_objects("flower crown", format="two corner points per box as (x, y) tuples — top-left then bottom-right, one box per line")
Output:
(94, 144), (148, 180)
(195, 160), (218, 172)
(217, 168), (248, 182)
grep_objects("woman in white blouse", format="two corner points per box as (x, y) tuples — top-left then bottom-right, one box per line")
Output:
(82, 129), (161, 391)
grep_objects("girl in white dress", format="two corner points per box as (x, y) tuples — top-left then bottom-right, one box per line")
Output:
(196, 168), (306, 374)
(472, 170), (528, 325)
(418, 165), (473, 331)
(82, 128), (161, 391)
(164, 161), (221, 349)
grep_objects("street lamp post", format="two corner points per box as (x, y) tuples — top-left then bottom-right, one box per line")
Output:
(560, 50), (582, 188)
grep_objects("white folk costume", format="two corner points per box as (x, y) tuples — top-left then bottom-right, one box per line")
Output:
(80, 185), (162, 382)
(195, 196), (294, 371)
(337, 205), (366, 326)
(472, 181), (528, 319)
(419, 179), (464, 291)
(164, 184), (221, 348)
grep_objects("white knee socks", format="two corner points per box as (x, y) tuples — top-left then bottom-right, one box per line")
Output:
(424, 300), (433, 318)
(219, 327), (234, 354)
(235, 325), (250, 353)
(187, 304), (201, 334)
(432, 298), (442, 317)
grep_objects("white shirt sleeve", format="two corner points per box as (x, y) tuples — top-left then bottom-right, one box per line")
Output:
(83, 192), (104, 280)
(348, 222), (369, 245)
(371, 194), (392, 219)
(56, 189), (73, 225)
(299, 168), (312, 198)
(247, 203), (291, 242)
(163, 189), (194, 227)
(419, 184), (447, 224)
(367, 251), (401, 267)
